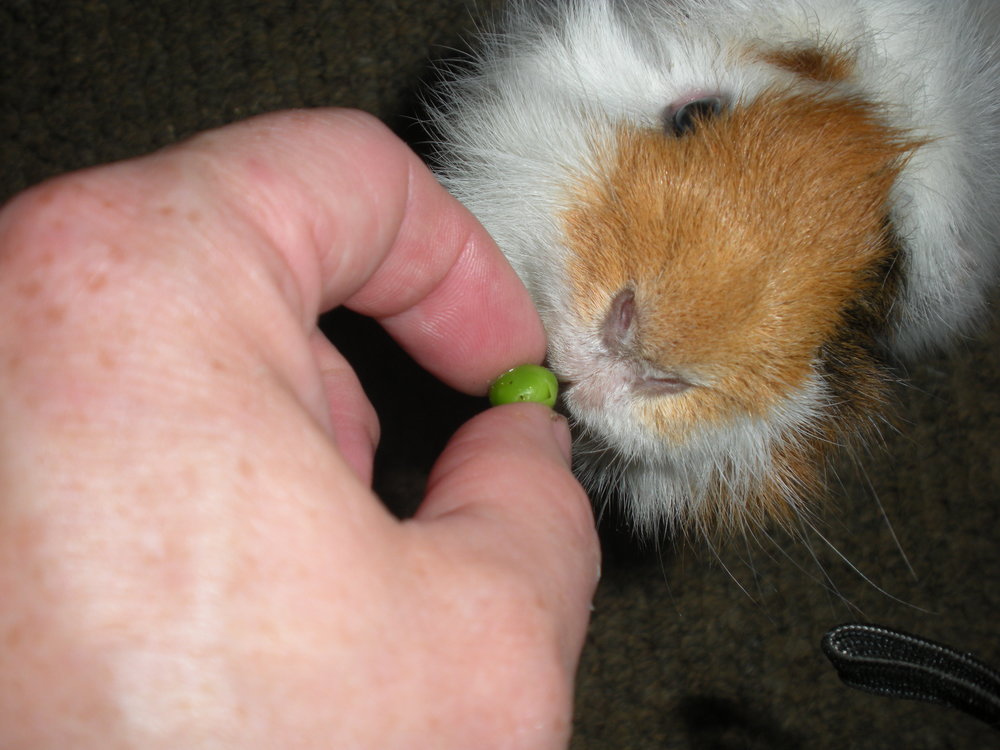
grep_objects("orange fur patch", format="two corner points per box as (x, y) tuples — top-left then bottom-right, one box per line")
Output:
(562, 91), (918, 443)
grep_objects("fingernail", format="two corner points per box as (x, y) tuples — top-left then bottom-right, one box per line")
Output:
(550, 412), (573, 467)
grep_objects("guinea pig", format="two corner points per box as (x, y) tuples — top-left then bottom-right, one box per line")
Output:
(426, 0), (1000, 535)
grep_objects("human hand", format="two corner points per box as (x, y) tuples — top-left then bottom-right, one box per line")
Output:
(0, 110), (599, 749)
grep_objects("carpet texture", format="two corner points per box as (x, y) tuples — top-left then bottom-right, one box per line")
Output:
(4, 1), (999, 747)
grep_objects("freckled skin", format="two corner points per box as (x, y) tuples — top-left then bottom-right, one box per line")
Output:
(0, 110), (599, 748)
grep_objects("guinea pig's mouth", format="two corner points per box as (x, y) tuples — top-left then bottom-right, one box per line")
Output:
(634, 375), (693, 396)
(555, 367), (694, 414)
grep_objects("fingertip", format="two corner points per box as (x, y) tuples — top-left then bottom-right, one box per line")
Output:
(418, 402), (598, 569)
(360, 213), (548, 395)
(410, 402), (599, 669)
(421, 404), (571, 508)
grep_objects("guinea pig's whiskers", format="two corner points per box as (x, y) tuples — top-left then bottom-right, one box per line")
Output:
(798, 513), (932, 614)
(855, 460), (918, 581)
(796, 523), (870, 618)
(703, 533), (761, 604)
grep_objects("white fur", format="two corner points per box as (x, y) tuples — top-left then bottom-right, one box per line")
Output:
(573, 373), (833, 531)
(427, 0), (1000, 530)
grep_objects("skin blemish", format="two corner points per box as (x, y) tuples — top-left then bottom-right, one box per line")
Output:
(16, 280), (42, 299)
(3, 622), (26, 650)
(86, 273), (108, 293)
(34, 189), (56, 207)
(86, 272), (108, 293)
(43, 305), (66, 324)
(97, 349), (116, 371)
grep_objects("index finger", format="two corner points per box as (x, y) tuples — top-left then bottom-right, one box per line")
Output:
(188, 109), (546, 393)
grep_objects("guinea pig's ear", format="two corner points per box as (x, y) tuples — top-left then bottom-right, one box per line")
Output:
(667, 96), (725, 136)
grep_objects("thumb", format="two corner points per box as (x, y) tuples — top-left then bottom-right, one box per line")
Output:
(411, 403), (600, 665)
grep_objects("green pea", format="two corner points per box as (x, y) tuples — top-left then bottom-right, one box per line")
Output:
(488, 364), (559, 408)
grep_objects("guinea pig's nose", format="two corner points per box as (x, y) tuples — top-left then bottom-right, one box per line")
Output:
(602, 287), (637, 352)
(668, 96), (724, 136)
(601, 287), (694, 396)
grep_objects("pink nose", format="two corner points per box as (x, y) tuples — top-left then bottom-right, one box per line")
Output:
(602, 287), (637, 353)
(600, 287), (693, 398)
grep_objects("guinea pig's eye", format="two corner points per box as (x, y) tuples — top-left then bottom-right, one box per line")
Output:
(668, 96), (724, 136)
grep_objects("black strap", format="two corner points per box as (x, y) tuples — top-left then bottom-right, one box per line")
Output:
(821, 623), (1000, 729)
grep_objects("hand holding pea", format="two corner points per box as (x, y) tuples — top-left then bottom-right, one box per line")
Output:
(0, 110), (598, 749)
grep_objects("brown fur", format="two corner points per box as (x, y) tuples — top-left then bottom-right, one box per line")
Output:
(757, 45), (855, 82)
(562, 91), (919, 526)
